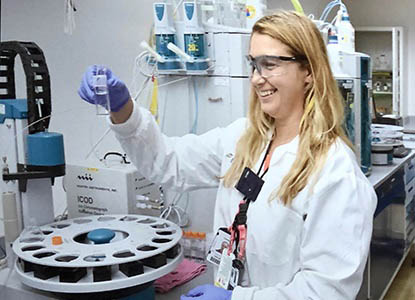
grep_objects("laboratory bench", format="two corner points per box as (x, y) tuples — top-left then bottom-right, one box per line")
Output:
(357, 146), (415, 300)
(1, 151), (415, 300)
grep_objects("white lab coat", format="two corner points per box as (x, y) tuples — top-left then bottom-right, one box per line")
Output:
(109, 102), (377, 300)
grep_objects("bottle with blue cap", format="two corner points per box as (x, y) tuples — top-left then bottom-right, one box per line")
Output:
(336, 9), (355, 53)
(327, 27), (342, 76)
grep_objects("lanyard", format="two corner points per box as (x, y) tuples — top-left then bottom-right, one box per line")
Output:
(228, 142), (272, 260)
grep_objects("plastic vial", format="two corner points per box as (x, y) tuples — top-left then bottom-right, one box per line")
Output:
(183, 231), (192, 259)
(189, 232), (199, 261)
(92, 68), (111, 115)
(197, 232), (206, 262)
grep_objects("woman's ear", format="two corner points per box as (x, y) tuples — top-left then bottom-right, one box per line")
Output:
(304, 72), (313, 92)
(305, 68), (313, 84)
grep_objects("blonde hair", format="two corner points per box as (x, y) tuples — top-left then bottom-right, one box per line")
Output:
(223, 10), (353, 205)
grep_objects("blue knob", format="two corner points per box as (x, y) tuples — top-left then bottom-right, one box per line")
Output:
(87, 228), (115, 244)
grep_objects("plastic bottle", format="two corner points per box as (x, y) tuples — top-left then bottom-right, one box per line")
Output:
(190, 231), (200, 261)
(245, 0), (267, 30)
(182, 231), (192, 259)
(197, 232), (207, 262)
(337, 10), (355, 53)
(327, 28), (342, 76)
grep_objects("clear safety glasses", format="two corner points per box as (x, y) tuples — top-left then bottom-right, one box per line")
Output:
(245, 55), (306, 79)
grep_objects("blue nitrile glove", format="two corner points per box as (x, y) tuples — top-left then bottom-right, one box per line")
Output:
(78, 65), (130, 112)
(180, 284), (232, 300)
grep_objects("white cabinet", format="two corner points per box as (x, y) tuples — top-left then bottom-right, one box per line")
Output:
(355, 26), (403, 116)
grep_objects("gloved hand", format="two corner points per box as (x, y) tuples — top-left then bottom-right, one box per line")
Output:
(78, 65), (130, 112)
(180, 284), (232, 300)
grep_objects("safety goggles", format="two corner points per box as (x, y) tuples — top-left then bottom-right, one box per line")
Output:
(245, 54), (306, 78)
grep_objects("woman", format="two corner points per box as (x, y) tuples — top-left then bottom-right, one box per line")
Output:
(79, 10), (377, 300)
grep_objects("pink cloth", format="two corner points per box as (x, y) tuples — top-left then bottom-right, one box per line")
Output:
(155, 259), (207, 293)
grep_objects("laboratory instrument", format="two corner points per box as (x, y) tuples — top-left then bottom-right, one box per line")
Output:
(65, 162), (163, 218)
(145, 0), (254, 232)
(12, 214), (182, 299)
(319, 2), (372, 174)
(334, 52), (372, 175)
(371, 124), (406, 165)
(183, 1), (209, 70)
(0, 41), (65, 234)
(153, 2), (181, 70)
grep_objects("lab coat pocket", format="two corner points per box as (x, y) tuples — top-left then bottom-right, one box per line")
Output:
(249, 202), (304, 266)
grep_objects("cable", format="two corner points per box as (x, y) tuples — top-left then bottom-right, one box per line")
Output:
(320, 1), (347, 22)
(54, 207), (68, 222)
(136, 51), (158, 78)
(64, 0), (77, 35)
(190, 77), (199, 134)
(173, 0), (185, 17)
(157, 76), (189, 88)
(159, 190), (191, 228)
(0, 106), (91, 161)
(85, 75), (153, 161)
(160, 202), (189, 227)
(86, 127), (110, 161)
(133, 76), (151, 104)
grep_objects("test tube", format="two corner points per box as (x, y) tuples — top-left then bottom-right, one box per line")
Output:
(92, 67), (111, 115)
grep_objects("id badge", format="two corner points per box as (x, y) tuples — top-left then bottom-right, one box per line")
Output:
(215, 251), (235, 289)
(207, 227), (231, 266)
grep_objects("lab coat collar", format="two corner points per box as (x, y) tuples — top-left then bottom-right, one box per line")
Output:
(285, 135), (299, 154)
(266, 128), (299, 155)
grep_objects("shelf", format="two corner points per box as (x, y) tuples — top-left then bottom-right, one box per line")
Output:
(373, 91), (393, 95)
(373, 70), (393, 76)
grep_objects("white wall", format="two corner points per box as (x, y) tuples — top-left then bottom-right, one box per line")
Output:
(1, 0), (414, 236)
